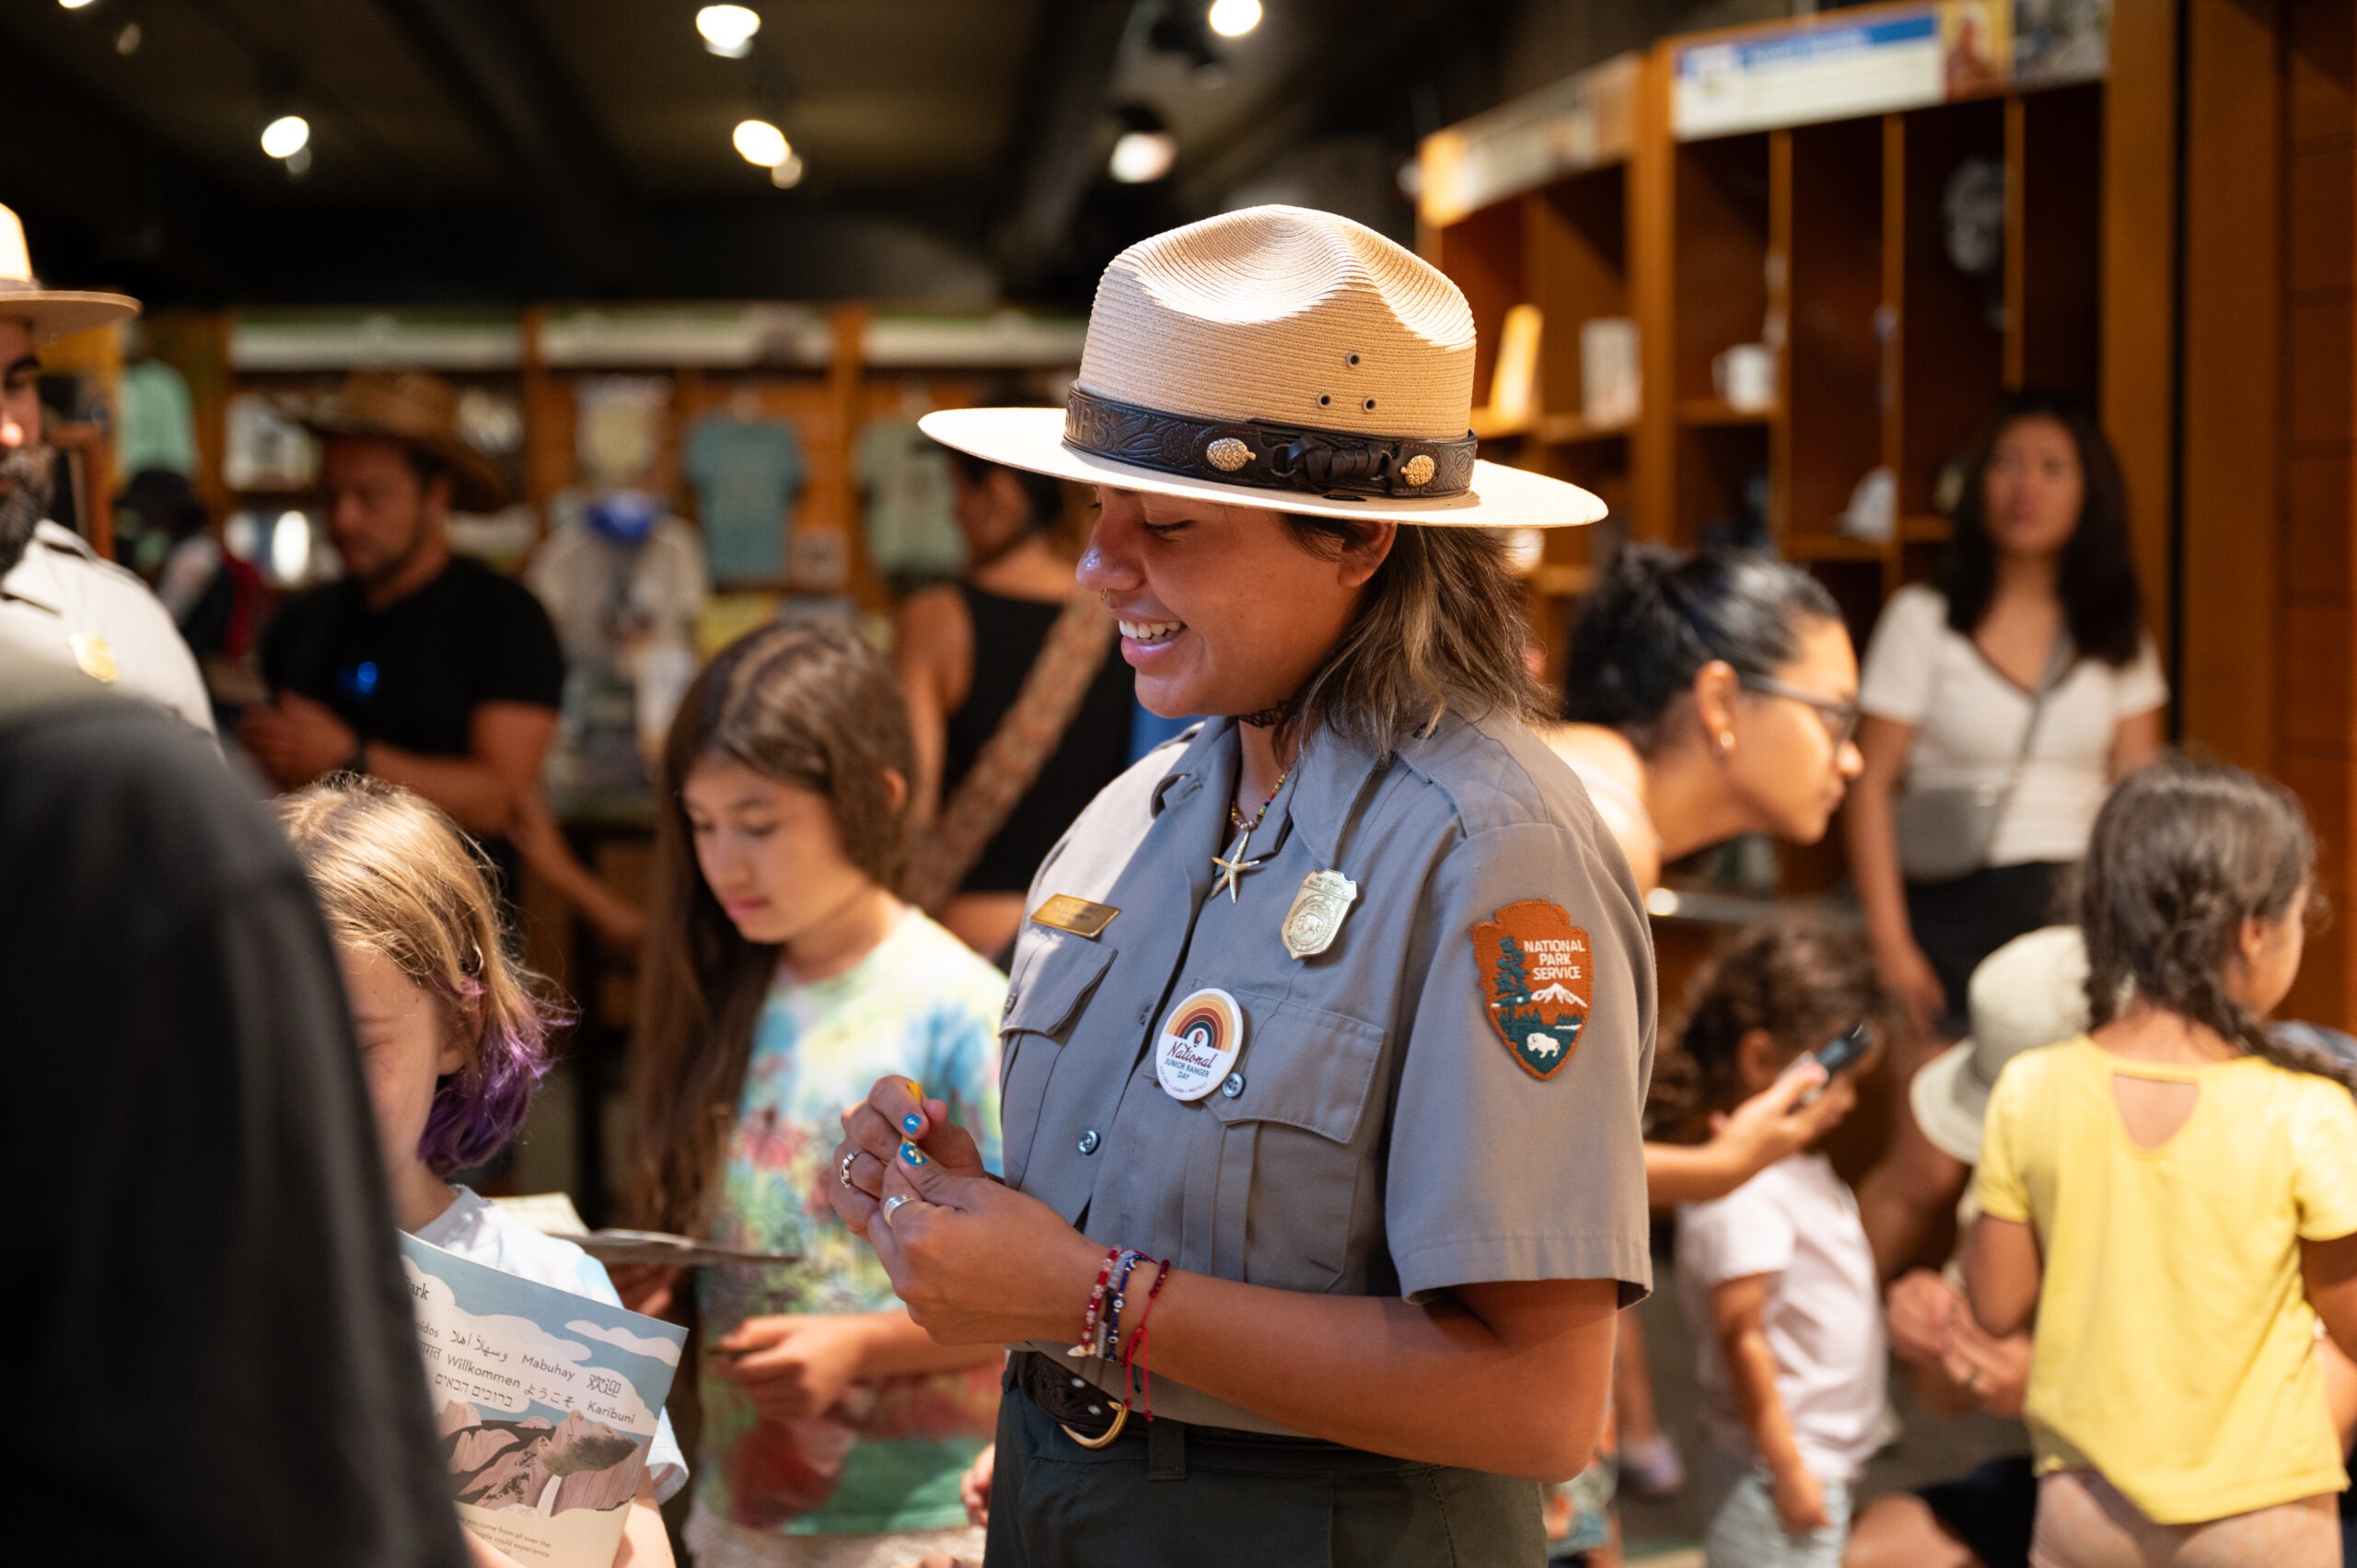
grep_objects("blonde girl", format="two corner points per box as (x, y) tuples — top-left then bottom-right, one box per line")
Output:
(280, 777), (684, 1568)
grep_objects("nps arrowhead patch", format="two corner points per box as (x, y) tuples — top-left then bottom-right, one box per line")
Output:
(1470, 900), (1593, 1081)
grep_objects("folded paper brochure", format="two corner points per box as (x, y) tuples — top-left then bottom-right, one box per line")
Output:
(400, 1233), (688, 1566)
(491, 1191), (801, 1269)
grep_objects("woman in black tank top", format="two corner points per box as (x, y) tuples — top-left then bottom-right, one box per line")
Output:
(895, 438), (1136, 959)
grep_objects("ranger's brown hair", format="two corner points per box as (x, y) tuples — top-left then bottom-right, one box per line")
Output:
(1279, 517), (1550, 755)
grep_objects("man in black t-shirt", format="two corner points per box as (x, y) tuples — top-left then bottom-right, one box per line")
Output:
(241, 372), (562, 838)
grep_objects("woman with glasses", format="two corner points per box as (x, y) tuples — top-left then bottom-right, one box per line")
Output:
(1844, 391), (2163, 1046)
(1542, 542), (1867, 1555)
(1551, 541), (1868, 1206)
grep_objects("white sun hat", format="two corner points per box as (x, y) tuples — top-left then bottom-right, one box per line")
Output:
(0, 204), (137, 343)
(1909, 924), (2090, 1166)
(922, 205), (1605, 528)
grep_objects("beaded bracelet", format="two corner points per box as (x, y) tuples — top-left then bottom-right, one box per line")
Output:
(1119, 1258), (1171, 1420)
(1100, 1249), (1146, 1361)
(1066, 1246), (1123, 1358)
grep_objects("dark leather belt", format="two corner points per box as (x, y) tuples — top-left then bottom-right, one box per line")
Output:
(1012, 1351), (1334, 1450)
(1017, 1347), (1132, 1442)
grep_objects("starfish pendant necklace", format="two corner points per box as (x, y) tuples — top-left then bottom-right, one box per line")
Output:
(1210, 762), (1290, 903)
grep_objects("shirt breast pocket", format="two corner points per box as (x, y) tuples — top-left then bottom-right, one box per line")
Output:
(1201, 994), (1387, 1293)
(998, 933), (1117, 1190)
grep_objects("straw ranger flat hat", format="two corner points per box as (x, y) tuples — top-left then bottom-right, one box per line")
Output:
(298, 369), (511, 514)
(1910, 924), (2090, 1166)
(923, 205), (1605, 527)
(0, 204), (138, 343)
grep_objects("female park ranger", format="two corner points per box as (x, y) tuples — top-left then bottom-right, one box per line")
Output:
(829, 205), (1653, 1566)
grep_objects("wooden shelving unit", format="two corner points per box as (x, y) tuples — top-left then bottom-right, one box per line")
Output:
(1419, 0), (2110, 670)
(1420, 54), (1643, 678)
(1417, 0), (2116, 901)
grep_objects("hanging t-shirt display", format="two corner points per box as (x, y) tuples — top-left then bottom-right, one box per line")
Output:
(684, 412), (806, 586)
(116, 358), (198, 478)
(854, 418), (964, 582)
(526, 489), (711, 772)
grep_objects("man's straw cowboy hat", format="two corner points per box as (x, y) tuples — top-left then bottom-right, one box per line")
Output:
(0, 204), (138, 343)
(922, 204), (1605, 528)
(299, 370), (511, 514)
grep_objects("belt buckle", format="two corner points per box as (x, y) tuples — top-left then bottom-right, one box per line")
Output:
(1060, 1403), (1131, 1449)
(1026, 1353), (1132, 1448)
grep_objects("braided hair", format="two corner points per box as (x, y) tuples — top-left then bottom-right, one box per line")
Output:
(1563, 542), (1840, 755)
(2079, 756), (2355, 1094)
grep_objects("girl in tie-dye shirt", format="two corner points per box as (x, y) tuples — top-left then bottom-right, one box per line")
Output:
(630, 624), (1005, 1568)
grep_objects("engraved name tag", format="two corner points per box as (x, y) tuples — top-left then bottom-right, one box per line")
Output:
(1030, 894), (1120, 939)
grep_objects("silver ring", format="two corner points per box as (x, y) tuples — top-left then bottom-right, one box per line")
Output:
(882, 1194), (911, 1225)
(838, 1148), (859, 1189)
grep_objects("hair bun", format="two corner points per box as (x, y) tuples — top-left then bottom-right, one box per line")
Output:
(1562, 543), (1838, 750)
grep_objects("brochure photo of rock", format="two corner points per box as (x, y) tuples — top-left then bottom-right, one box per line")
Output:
(400, 1234), (688, 1567)
(440, 1402), (647, 1516)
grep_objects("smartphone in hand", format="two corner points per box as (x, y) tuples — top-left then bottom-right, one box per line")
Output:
(1806, 1023), (1874, 1079)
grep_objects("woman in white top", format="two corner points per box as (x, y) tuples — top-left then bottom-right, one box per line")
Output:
(1846, 392), (2165, 1041)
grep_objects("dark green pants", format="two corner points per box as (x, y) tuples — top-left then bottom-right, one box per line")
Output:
(984, 1362), (1547, 1567)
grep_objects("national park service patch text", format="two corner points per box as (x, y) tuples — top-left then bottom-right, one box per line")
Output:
(1470, 900), (1593, 1080)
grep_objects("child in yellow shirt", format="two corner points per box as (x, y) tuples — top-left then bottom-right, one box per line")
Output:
(1967, 757), (2357, 1568)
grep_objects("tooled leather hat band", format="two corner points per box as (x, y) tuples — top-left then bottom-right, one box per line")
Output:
(1062, 386), (1478, 501)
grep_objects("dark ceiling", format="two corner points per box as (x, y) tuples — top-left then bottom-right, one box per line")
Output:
(0, 0), (1523, 308)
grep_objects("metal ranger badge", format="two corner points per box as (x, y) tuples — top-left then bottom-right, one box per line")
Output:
(1469, 900), (1594, 1081)
(1281, 869), (1358, 959)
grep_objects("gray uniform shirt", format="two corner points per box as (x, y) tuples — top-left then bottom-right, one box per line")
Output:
(0, 521), (213, 735)
(1004, 709), (1655, 1434)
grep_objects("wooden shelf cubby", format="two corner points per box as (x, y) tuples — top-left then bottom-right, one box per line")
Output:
(1418, 0), (2119, 690)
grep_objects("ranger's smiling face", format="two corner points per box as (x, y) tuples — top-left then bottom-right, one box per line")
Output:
(1077, 485), (1392, 721)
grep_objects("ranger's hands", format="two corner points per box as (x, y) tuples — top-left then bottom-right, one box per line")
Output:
(865, 1146), (1103, 1346)
(825, 1074), (990, 1237)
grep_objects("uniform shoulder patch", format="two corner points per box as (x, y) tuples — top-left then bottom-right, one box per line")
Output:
(1469, 900), (1593, 1080)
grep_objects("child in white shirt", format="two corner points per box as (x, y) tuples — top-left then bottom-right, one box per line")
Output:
(280, 777), (684, 1567)
(1666, 923), (1888, 1568)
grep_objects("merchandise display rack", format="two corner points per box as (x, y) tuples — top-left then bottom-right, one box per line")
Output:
(147, 300), (1086, 615)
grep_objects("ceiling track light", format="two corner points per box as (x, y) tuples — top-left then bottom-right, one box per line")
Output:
(1207, 0), (1262, 39)
(1109, 104), (1175, 185)
(733, 117), (789, 169)
(261, 113), (310, 160)
(697, 5), (761, 59)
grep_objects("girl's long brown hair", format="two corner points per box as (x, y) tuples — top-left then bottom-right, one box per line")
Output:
(630, 623), (917, 1234)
